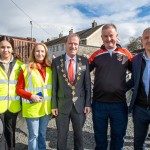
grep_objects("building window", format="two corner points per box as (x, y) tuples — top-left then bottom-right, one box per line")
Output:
(52, 46), (55, 52)
(80, 40), (86, 45)
(61, 44), (64, 51)
(56, 45), (59, 51)
(49, 47), (51, 52)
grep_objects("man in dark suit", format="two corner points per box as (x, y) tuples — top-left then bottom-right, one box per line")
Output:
(128, 27), (150, 150)
(52, 33), (91, 150)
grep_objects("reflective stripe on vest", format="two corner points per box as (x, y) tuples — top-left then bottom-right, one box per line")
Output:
(0, 96), (20, 101)
(0, 59), (23, 113)
(0, 80), (17, 84)
(25, 85), (52, 93)
(21, 64), (52, 118)
(22, 96), (51, 103)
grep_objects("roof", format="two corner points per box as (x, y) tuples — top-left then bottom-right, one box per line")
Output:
(0, 34), (35, 42)
(45, 24), (103, 46)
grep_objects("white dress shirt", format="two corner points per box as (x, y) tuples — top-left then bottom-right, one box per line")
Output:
(65, 54), (76, 80)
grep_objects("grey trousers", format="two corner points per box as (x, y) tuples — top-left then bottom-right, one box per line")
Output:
(56, 105), (86, 150)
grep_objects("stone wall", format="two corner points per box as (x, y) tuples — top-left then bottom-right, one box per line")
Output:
(78, 45), (100, 58)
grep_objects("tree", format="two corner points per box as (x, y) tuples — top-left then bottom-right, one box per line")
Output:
(126, 36), (143, 52)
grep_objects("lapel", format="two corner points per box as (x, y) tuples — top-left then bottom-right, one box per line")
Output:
(74, 55), (83, 84)
(135, 53), (143, 82)
(61, 54), (73, 85)
(62, 54), (68, 77)
(74, 55), (79, 84)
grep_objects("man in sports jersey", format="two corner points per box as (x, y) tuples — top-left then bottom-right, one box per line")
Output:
(89, 24), (132, 150)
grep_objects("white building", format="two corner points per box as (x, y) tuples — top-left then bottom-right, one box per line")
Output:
(45, 21), (104, 58)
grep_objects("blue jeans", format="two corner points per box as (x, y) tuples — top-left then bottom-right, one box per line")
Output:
(26, 115), (51, 150)
(133, 105), (150, 150)
(92, 101), (128, 150)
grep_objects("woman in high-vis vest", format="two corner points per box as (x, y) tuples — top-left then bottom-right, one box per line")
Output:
(0, 36), (23, 150)
(16, 43), (52, 150)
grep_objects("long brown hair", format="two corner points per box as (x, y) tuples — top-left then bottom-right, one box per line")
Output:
(28, 43), (51, 69)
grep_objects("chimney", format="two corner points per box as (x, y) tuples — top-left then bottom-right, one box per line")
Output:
(59, 32), (63, 38)
(69, 28), (73, 35)
(47, 38), (50, 42)
(92, 20), (97, 28)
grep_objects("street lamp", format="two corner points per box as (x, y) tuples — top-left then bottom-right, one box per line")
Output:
(30, 21), (33, 40)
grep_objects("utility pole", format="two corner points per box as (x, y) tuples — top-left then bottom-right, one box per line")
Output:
(30, 21), (33, 40)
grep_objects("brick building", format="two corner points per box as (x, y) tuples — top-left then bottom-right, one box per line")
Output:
(0, 35), (36, 63)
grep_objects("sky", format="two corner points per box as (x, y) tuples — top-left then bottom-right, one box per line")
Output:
(1, 0), (150, 46)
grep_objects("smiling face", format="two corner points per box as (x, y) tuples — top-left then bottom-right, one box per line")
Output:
(34, 45), (46, 63)
(101, 26), (118, 49)
(0, 40), (13, 61)
(142, 28), (150, 52)
(65, 35), (79, 58)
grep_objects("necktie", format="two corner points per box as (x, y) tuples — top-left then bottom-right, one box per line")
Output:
(68, 59), (74, 85)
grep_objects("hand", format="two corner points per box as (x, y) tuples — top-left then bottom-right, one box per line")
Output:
(52, 109), (58, 116)
(31, 94), (42, 103)
(84, 107), (91, 115)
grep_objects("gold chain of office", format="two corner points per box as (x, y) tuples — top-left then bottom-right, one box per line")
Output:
(60, 55), (82, 97)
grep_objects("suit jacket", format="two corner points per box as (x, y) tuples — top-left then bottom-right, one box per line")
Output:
(52, 54), (91, 114)
(128, 52), (143, 112)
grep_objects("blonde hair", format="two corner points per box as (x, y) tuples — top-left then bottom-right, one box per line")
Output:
(28, 43), (51, 69)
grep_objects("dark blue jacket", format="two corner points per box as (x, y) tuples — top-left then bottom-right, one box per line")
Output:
(128, 52), (143, 112)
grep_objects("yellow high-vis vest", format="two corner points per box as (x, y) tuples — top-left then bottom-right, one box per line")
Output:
(21, 64), (52, 118)
(0, 59), (23, 113)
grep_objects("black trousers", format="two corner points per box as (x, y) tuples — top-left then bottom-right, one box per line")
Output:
(0, 111), (18, 150)
(0, 114), (7, 150)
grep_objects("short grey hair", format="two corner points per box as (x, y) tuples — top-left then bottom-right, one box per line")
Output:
(65, 33), (80, 43)
(102, 24), (117, 32)
(142, 27), (150, 35)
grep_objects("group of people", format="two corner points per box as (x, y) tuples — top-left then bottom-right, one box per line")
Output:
(0, 37), (52, 150)
(0, 23), (150, 150)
